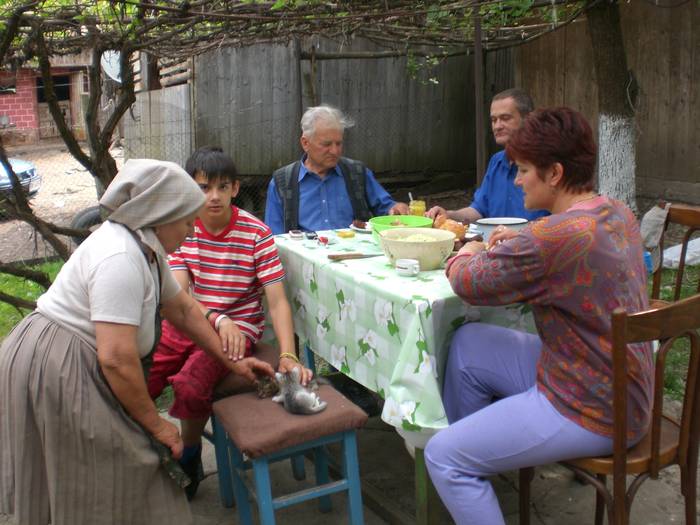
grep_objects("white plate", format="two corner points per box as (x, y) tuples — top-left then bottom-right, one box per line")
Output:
(349, 223), (372, 234)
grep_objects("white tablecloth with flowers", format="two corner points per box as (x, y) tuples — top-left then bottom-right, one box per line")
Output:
(274, 231), (536, 432)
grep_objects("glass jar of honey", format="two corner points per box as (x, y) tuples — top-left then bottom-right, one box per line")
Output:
(409, 199), (426, 216)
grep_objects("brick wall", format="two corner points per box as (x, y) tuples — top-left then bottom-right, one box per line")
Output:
(0, 68), (39, 143)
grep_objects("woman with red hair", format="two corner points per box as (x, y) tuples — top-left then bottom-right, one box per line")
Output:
(425, 107), (653, 524)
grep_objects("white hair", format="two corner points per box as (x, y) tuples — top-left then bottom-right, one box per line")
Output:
(300, 105), (355, 137)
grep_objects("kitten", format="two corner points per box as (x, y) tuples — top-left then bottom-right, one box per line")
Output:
(271, 368), (328, 415)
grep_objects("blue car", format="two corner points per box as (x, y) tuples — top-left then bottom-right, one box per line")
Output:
(0, 157), (41, 200)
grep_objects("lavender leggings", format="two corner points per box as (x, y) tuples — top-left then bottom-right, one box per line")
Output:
(425, 323), (613, 525)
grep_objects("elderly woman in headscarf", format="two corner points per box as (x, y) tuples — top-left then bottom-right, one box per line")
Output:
(0, 159), (274, 525)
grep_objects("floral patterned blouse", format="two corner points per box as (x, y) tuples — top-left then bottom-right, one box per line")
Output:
(446, 196), (654, 440)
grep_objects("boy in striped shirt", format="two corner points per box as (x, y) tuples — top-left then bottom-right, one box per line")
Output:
(147, 146), (313, 500)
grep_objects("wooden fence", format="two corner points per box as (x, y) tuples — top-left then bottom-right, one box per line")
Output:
(193, 38), (473, 177)
(514, 1), (699, 205)
(122, 84), (192, 168)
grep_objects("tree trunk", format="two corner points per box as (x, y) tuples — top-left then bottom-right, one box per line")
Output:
(587, 0), (636, 211)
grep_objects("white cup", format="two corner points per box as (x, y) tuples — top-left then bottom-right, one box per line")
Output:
(396, 258), (420, 276)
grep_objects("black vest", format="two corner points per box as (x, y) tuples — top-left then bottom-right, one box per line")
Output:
(272, 157), (372, 232)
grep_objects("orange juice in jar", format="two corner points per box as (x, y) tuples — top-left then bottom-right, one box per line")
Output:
(409, 199), (426, 216)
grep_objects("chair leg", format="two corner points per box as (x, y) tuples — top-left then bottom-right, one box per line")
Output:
(312, 446), (333, 513)
(342, 431), (365, 525)
(230, 445), (254, 525)
(290, 453), (307, 481)
(252, 458), (277, 525)
(211, 415), (234, 508)
(595, 474), (606, 525)
(681, 464), (697, 525)
(612, 474), (628, 525)
(519, 467), (534, 525)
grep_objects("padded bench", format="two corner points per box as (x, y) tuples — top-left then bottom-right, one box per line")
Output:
(211, 383), (368, 524)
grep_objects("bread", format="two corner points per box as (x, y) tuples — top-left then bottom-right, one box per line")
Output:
(436, 218), (466, 240)
(432, 214), (447, 229)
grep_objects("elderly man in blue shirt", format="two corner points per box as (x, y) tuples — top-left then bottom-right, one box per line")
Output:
(265, 105), (408, 234)
(427, 89), (549, 224)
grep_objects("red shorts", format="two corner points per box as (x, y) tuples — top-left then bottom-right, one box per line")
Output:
(147, 319), (253, 419)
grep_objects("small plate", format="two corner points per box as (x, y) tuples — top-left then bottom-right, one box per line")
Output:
(349, 223), (372, 234)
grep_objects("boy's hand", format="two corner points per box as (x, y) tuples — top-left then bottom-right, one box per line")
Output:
(218, 317), (247, 361)
(278, 358), (314, 386)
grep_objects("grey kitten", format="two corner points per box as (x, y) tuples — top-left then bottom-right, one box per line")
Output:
(271, 368), (328, 415)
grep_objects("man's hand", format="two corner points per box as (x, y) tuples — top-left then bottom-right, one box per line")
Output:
(230, 357), (275, 383)
(278, 357), (314, 386)
(389, 202), (409, 215)
(426, 205), (447, 220)
(217, 317), (247, 361)
(152, 417), (184, 460)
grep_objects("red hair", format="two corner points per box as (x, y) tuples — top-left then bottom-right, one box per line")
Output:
(505, 107), (596, 192)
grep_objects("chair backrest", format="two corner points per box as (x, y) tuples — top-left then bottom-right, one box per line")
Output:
(650, 202), (700, 301)
(611, 293), (700, 488)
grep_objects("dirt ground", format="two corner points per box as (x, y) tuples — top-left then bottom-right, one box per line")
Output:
(0, 139), (119, 263)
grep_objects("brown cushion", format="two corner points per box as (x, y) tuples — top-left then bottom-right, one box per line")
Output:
(213, 384), (368, 458)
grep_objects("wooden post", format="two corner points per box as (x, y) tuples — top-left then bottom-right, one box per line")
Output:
(473, 7), (486, 185)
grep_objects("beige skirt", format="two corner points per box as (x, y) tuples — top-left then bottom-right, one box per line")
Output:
(0, 312), (192, 525)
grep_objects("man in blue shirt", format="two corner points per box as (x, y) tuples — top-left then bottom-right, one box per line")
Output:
(427, 89), (548, 223)
(265, 105), (408, 234)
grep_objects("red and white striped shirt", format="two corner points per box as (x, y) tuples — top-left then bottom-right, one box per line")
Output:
(168, 206), (285, 342)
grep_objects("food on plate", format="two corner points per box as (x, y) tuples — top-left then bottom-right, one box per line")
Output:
(337, 230), (355, 238)
(402, 233), (440, 242)
(390, 219), (405, 226)
(352, 219), (367, 229)
(435, 218), (466, 240)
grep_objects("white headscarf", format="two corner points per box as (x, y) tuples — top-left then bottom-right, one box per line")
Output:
(99, 159), (205, 257)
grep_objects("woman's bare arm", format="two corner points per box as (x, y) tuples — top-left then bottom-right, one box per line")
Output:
(95, 321), (183, 458)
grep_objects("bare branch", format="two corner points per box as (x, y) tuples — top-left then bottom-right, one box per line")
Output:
(0, 261), (52, 289)
(0, 290), (36, 311)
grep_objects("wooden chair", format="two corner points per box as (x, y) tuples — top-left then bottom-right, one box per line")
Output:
(650, 202), (700, 302)
(519, 293), (700, 525)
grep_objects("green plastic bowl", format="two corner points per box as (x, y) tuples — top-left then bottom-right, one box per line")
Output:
(369, 215), (433, 243)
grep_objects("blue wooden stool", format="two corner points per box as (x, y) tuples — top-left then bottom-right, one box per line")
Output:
(211, 384), (368, 524)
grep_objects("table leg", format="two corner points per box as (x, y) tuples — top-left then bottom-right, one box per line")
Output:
(414, 447), (449, 525)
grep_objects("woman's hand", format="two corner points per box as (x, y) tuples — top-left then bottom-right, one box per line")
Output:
(278, 357), (314, 386)
(488, 226), (518, 249)
(217, 317), (247, 361)
(152, 417), (184, 460)
(230, 357), (275, 383)
(456, 240), (487, 258)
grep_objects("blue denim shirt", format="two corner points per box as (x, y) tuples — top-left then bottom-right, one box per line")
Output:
(470, 150), (549, 221)
(265, 157), (396, 234)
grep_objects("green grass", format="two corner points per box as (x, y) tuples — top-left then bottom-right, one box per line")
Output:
(0, 261), (63, 337)
(651, 265), (699, 400)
